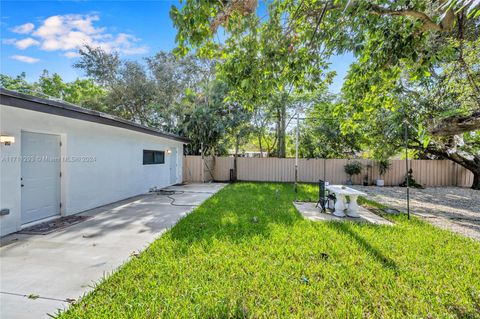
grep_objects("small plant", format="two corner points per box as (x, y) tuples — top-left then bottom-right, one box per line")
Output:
(376, 159), (391, 186)
(363, 174), (369, 186)
(344, 161), (362, 184)
(378, 159), (391, 177)
(399, 168), (424, 188)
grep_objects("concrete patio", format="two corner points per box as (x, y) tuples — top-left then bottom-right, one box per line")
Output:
(294, 201), (393, 226)
(0, 183), (226, 319)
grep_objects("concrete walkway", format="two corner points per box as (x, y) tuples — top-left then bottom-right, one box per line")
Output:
(0, 183), (226, 319)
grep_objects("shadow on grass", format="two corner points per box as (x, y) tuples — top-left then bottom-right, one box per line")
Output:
(169, 182), (303, 245)
(326, 222), (398, 272)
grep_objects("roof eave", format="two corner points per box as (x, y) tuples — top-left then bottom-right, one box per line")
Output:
(0, 88), (190, 144)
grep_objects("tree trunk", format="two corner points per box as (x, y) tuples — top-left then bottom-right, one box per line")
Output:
(277, 101), (286, 158)
(472, 171), (480, 190)
(233, 134), (239, 181)
(430, 111), (480, 136)
(258, 133), (264, 158)
(447, 154), (480, 190)
(275, 110), (280, 157)
(425, 146), (480, 190)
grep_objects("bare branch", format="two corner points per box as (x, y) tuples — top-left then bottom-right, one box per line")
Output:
(367, 5), (455, 32)
(211, 0), (258, 32)
(209, 1), (459, 34)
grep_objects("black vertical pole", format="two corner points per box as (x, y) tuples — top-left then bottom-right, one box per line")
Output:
(294, 108), (299, 194)
(323, 158), (326, 183)
(404, 121), (410, 220)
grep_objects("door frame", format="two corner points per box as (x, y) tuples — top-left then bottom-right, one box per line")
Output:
(170, 147), (178, 184)
(20, 130), (66, 225)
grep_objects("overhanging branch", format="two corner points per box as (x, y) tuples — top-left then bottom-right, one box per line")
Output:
(367, 4), (456, 32)
(211, 0), (258, 32)
(430, 111), (480, 135)
(209, 1), (458, 33)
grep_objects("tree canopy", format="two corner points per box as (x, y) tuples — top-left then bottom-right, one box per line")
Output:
(0, 71), (106, 110)
(170, 0), (480, 188)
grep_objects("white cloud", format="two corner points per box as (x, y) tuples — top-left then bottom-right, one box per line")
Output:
(10, 55), (40, 63)
(34, 15), (66, 38)
(64, 51), (81, 58)
(14, 37), (40, 49)
(5, 14), (148, 57)
(107, 33), (148, 55)
(11, 22), (35, 34)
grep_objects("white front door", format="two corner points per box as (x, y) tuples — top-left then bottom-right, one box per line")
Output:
(170, 147), (177, 184)
(21, 132), (61, 224)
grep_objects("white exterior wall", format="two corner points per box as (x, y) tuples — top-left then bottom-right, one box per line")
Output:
(0, 105), (184, 236)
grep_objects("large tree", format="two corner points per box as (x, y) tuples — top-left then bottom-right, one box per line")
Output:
(172, 0), (335, 157)
(170, 0), (480, 188)
(74, 46), (252, 155)
(0, 71), (106, 111)
(298, 92), (362, 158)
(73, 46), (213, 129)
(336, 4), (480, 188)
(179, 79), (251, 155)
(74, 46), (159, 125)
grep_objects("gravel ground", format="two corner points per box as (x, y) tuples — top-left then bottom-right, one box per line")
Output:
(352, 186), (480, 241)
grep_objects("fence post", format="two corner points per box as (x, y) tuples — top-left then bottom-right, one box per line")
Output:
(455, 162), (459, 187)
(201, 156), (205, 183)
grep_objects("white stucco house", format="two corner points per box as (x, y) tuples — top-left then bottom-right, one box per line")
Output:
(0, 88), (188, 237)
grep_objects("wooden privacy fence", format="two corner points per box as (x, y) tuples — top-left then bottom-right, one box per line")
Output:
(183, 156), (474, 187)
(183, 156), (215, 183)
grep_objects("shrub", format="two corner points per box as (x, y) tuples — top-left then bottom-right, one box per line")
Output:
(344, 161), (362, 179)
(399, 168), (424, 188)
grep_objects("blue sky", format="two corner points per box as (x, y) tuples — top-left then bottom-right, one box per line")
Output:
(1, 0), (354, 92)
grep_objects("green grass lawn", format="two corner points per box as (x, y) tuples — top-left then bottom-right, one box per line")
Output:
(57, 183), (480, 318)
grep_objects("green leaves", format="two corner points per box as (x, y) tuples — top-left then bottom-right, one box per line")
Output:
(442, 0), (480, 18)
(171, 0), (336, 110)
(0, 71), (106, 110)
(418, 124), (431, 149)
(168, 0), (480, 162)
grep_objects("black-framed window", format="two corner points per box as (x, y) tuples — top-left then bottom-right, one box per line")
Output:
(143, 150), (165, 165)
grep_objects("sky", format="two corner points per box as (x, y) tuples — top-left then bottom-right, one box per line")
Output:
(1, 0), (354, 93)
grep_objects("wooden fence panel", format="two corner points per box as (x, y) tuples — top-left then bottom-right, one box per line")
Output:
(325, 159), (348, 184)
(385, 160), (406, 186)
(456, 163), (474, 187)
(237, 158), (296, 182)
(183, 156), (203, 183)
(183, 156), (475, 187)
(298, 159), (324, 183)
(214, 157), (234, 181)
(204, 156), (215, 182)
(182, 155), (215, 183)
